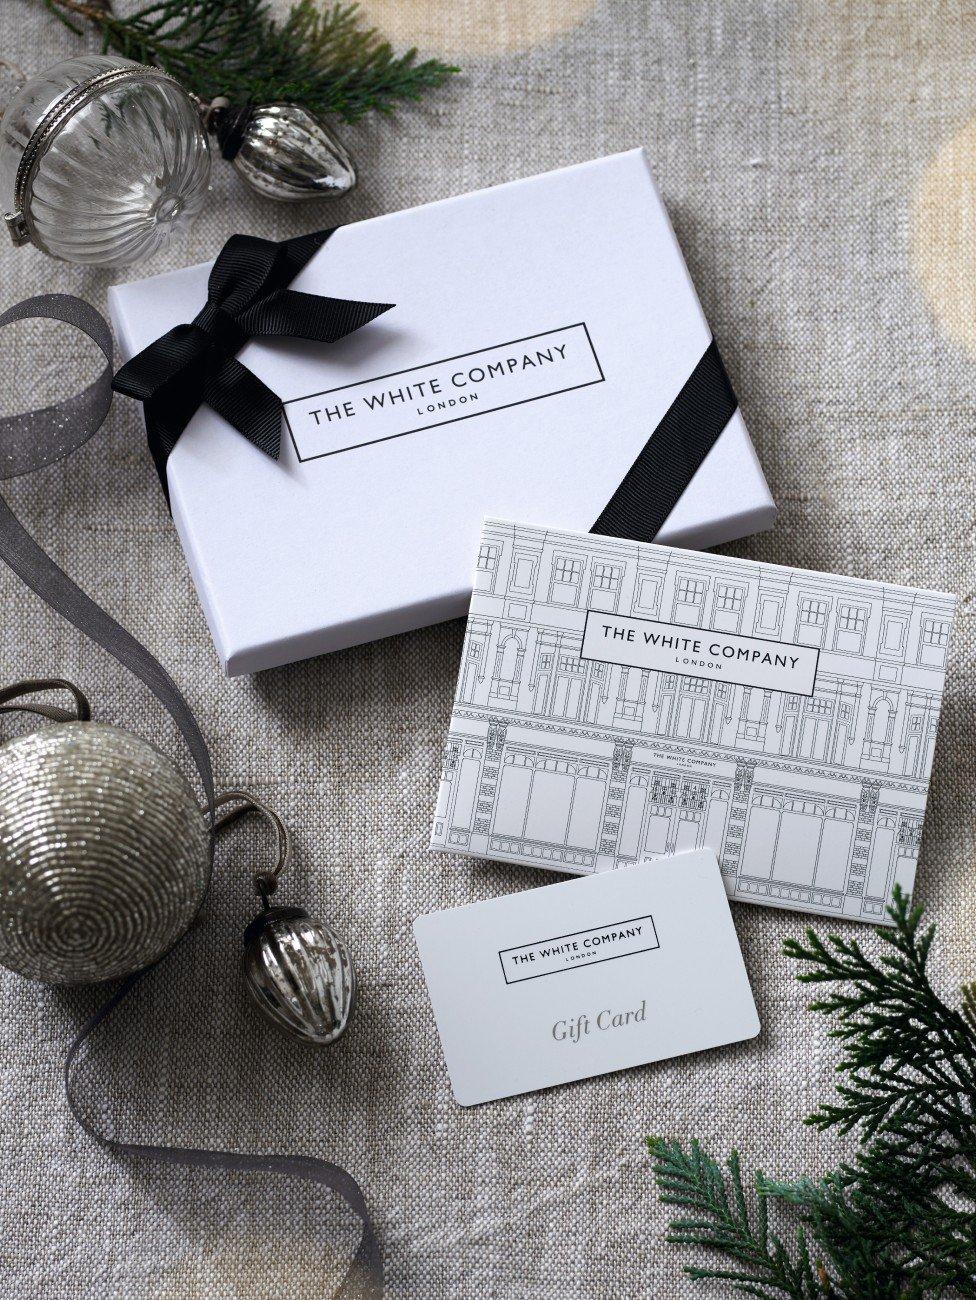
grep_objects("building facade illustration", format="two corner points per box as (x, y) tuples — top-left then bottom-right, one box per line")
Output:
(430, 521), (954, 921)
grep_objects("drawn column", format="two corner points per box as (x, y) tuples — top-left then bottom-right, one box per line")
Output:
(722, 760), (756, 879)
(848, 780), (880, 903)
(473, 718), (508, 836)
(597, 740), (634, 867)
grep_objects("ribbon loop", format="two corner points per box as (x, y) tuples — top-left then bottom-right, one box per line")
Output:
(112, 322), (211, 404)
(206, 231), (292, 311)
(112, 229), (394, 501)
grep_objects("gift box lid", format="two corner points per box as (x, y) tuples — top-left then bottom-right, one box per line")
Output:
(109, 149), (776, 675)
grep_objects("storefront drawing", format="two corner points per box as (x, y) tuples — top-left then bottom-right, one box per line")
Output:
(432, 522), (954, 921)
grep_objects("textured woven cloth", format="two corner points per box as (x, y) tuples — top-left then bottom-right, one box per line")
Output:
(1, 2), (974, 1296)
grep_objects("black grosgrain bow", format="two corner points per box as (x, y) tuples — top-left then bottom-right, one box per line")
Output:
(112, 229), (393, 498)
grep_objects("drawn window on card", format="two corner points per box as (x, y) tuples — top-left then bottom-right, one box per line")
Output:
(589, 563), (622, 613)
(757, 595), (782, 632)
(712, 582), (746, 633)
(550, 555), (584, 606)
(635, 579), (655, 617)
(475, 543), (500, 592)
(672, 575), (707, 625)
(796, 595), (831, 646)
(509, 553), (537, 594)
(835, 602), (869, 654)
(920, 616), (950, 668)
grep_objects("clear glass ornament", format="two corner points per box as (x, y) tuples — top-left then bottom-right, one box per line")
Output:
(219, 102), (356, 202)
(0, 54), (210, 266)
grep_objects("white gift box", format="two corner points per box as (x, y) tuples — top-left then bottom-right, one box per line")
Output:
(109, 149), (775, 675)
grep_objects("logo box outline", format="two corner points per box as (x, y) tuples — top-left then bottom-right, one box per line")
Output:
(497, 912), (660, 985)
(283, 322), (605, 462)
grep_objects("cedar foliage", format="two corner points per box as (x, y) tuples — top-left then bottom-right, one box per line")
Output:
(648, 889), (976, 1297)
(42, 0), (457, 121)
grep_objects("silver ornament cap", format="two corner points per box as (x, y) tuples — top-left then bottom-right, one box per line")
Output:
(243, 905), (356, 1045)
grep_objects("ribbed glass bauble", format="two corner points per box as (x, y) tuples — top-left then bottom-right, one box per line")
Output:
(243, 906), (357, 1044)
(0, 55), (210, 266)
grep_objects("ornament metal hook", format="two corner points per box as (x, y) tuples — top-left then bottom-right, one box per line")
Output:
(207, 789), (291, 907)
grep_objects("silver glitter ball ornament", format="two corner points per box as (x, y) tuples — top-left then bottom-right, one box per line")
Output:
(0, 722), (210, 983)
(243, 905), (356, 1045)
(221, 103), (356, 202)
(0, 55), (210, 266)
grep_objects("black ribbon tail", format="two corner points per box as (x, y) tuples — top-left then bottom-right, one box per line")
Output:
(111, 227), (393, 499)
(0, 294), (383, 1298)
(144, 408), (177, 508)
(204, 356), (285, 459)
(592, 338), (739, 542)
(113, 322), (208, 400)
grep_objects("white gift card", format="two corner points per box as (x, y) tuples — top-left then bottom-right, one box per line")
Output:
(414, 850), (759, 1105)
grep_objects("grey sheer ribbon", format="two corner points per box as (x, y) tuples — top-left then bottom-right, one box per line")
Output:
(0, 295), (382, 1299)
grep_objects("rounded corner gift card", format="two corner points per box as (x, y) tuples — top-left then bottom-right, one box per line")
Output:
(413, 850), (759, 1106)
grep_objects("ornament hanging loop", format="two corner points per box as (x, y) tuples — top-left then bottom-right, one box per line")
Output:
(207, 789), (291, 905)
(220, 790), (358, 1048)
(0, 677), (91, 723)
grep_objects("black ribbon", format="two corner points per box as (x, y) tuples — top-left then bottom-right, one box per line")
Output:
(592, 339), (739, 542)
(112, 229), (393, 498)
(0, 295), (382, 1298)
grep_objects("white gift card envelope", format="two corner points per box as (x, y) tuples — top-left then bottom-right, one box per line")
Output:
(414, 851), (759, 1105)
(431, 519), (956, 924)
(109, 149), (775, 674)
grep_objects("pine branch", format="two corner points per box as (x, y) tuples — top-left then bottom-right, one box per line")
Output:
(647, 1138), (827, 1298)
(39, 0), (458, 121)
(784, 890), (976, 1156)
(648, 889), (976, 1296)
(759, 1170), (959, 1298)
(784, 887), (976, 1295)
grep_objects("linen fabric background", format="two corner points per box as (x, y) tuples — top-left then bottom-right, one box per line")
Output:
(0, 2), (974, 1296)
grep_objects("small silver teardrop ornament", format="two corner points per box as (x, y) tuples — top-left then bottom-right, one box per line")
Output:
(243, 905), (356, 1045)
(229, 104), (356, 202)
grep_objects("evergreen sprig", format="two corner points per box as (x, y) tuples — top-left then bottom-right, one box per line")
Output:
(648, 889), (976, 1297)
(41, 0), (458, 121)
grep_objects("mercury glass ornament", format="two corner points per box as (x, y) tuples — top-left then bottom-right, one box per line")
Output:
(243, 905), (357, 1045)
(216, 102), (356, 202)
(0, 723), (210, 983)
(0, 54), (210, 266)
